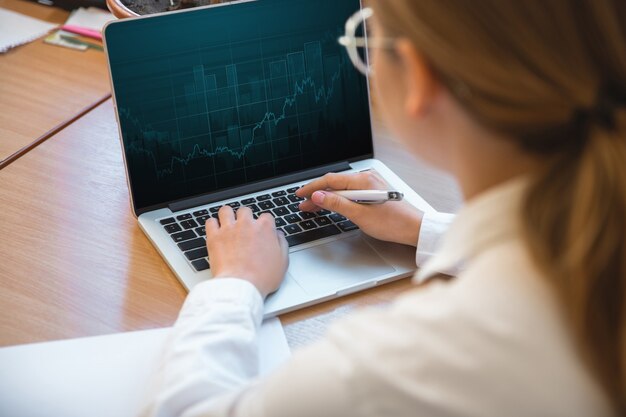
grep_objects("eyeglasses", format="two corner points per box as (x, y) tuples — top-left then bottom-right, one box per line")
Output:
(338, 7), (396, 76)
(338, 7), (473, 102)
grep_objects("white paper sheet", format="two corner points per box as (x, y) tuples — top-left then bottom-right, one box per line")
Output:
(0, 9), (58, 53)
(0, 318), (290, 417)
(65, 7), (116, 32)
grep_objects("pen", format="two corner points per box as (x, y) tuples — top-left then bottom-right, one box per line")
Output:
(330, 190), (404, 204)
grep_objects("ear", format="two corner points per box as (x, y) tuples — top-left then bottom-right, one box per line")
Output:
(394, 39), (440, 118)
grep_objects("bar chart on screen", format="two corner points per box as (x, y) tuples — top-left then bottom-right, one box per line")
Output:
(118, 34), (366, 191)
(107, 0), (372, 208)
(121, 40), (344, 181)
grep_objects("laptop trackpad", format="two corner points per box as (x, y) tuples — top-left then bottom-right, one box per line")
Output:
(288, 235), (396, 296)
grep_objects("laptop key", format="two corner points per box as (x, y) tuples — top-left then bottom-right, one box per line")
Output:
(318, 209), (331, 216)
(177, 214), (192, 221)
(178, 237), (205, 252)
(257, 194), (271, 201)
(185, 247), (208, 261)
(330, 213), (347, 223)
(164, 223), (182, 234)
(272, 190), (287, 197)
(300, 212), (316, 220)
(288, 195), (304, 203)
(273, 207), (289, 217)
(226, 202), (240, 209)
(160, 217), (176, 225)
(196, 215), (210, 224)
(246, 203), (260, 213)
(193, 209), (208, 217)
(171, 230), (196, 243)
(288, 203), (300, 213)
(195, 226), (206, 236)
(258, 201), (275, 210)
(287, 187), (300, 194)
(337, 220), (359, 232)
(242, 198), (256, 205)
(209, 206), (222, 213)
(273, 197), (289, 206)
(180, 219), (198, 230)
(284, 224), (303, 235)
(314, 216), (332, 227)
(191, 258), (210, 272)
(286, 225), (341, 247)
(275, 217), (287, 227)
(300, 220), (317, 230)
(285, 214), (301, 224)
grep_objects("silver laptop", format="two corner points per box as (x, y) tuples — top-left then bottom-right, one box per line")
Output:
(103, 0), (434, 317)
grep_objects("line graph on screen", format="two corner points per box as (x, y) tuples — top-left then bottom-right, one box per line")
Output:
(121, 40), (347, 180)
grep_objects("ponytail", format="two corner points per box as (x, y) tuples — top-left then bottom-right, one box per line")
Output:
(522, 109), (626, 409)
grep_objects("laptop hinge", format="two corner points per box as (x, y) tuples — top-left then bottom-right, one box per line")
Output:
(168, 161), (352, 213)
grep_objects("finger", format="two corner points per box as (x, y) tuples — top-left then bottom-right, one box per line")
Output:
(296, 173), (354, 198)
(218, 205), (236, 226)
(258, 212), (276, 228)
(298, 200), (322, 213)
(297, 171), (388, 198)
(276, 230), (289, 258)
(363, 169), (387, 185)
(205, 217), (220, 237)
(235, 206), (253, 222)
(310, 190), (361, 218)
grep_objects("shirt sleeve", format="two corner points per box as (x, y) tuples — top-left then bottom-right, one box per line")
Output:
(415, 211), (455, 267)
(140, 277), (370, 417)
(140, 278), (265, 417)
(142, 213), (455, 417)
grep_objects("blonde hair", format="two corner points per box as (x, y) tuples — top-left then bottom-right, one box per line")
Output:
(372, 0), (626, 410)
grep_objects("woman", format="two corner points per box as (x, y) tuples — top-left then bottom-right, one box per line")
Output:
(144, 1), (626, 415)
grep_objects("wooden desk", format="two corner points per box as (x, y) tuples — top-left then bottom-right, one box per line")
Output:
(0, 0), (111, 163)
(0, 96), (461, 348)
(0, 0), (463, 344)
(0, 100), (186, 347)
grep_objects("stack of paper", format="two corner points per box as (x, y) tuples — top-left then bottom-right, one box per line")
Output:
(65, 7), (116, 33)
(0, 318), (290, 417)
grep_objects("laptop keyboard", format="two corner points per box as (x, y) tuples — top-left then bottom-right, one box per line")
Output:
(159, 186), (359, 272)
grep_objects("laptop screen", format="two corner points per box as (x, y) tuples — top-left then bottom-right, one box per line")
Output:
(104, 0), (373, 213)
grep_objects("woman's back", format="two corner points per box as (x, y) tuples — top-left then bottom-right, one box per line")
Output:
(249, 179), (610, 417)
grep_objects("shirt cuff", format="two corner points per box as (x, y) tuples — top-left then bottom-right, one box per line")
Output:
(416, 211), (455, 267)
(177, 278), (265, 327)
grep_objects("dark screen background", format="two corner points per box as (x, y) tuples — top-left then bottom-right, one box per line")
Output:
(105, 0), (372, 211)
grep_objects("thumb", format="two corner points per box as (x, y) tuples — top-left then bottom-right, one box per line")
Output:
(276, 230), (289, 256)
(311, 191), (358, 218)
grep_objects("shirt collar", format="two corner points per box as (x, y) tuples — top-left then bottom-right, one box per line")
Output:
(415, 176), (531, 283)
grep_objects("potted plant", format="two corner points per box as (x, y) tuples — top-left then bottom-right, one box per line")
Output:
(107, 0), (227, 18)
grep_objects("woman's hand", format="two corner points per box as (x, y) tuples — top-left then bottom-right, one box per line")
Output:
(296, 171), (424, 247)
(206, 206), (289, 298)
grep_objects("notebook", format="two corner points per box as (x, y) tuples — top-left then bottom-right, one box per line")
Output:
(0, 318), (289, 417)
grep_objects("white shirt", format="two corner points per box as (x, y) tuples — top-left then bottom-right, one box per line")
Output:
(143, 178), (613, 417)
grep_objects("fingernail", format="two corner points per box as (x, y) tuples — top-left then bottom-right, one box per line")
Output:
(312, 191), (326, 205)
